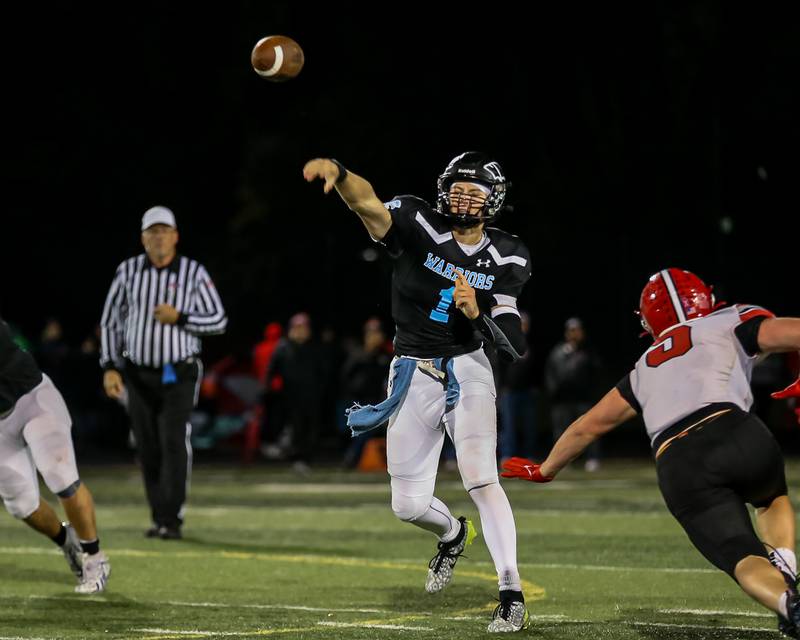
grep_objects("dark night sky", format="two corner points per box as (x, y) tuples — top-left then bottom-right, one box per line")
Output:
(4, 3), (799, 377)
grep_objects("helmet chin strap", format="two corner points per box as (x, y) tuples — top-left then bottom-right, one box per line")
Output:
(449, 216), (485, 229)
(442, 199), (495, 227)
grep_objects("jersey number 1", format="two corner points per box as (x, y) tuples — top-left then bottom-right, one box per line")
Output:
(646, 325), (693, 367)
(429, 287), (455, 323)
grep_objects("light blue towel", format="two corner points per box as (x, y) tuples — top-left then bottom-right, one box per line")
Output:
(442, 358), (460, 412)
(346, 358), (416, 436)
(345, 356), (462, 437)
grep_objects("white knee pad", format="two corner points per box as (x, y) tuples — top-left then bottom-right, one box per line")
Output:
(0, 461), (39, 519)
(456, 430), (499, 491)
(23, 384), (79, 496)
(447, 390), (500, 491)
(391, 488), (433, 522)
(39, 453), (80, 497)
(3, 488), (39, 519)
(392, 493), (432, 522)
(0, 432), (40, 519)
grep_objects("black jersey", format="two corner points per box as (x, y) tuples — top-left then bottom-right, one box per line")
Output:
(0, 316), (43, 414)
(380, 195), (531, 359)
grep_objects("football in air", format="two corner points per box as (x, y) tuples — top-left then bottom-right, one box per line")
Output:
(251, 35), (305, 81)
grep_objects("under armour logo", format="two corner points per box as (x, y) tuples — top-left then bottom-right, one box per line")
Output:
(476, 259), (491, 268)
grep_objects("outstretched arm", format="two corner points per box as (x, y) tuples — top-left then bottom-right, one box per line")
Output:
(502, 388), (637, 482)
(757, 317), (800, 404)
(757, 317), (800, 354)
(539, 387), (637, 478)
(303, 158), (392, 241)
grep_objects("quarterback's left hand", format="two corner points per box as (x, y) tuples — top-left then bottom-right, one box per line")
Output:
(772, 378), (800, 400)
(453, 271), (479, 320)
(500, 457), (554, 483)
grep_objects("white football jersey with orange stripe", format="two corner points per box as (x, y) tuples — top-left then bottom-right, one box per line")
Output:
(629, 305), (773, 443)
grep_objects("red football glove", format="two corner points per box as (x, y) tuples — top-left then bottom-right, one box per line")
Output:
(771, 378), (800, 426)
(500, 457), (554, 483)
(771, 378), (800, 400)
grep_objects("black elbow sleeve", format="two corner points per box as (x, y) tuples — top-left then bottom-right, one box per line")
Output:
(472, 313), (527, 361)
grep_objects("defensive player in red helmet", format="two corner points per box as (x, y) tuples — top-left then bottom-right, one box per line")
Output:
(502, 267), (800, 637)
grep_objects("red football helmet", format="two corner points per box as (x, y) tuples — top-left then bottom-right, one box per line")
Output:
(639, 268), (715, 338)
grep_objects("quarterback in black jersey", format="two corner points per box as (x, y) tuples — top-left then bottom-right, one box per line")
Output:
(0, 316), (110, 593)
(304, 152), (532, 632)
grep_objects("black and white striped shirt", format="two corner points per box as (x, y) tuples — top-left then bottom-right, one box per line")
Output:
(100, 254), (227, 369)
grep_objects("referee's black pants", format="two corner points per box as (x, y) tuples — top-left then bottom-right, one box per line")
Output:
(124, 359), (200, 529)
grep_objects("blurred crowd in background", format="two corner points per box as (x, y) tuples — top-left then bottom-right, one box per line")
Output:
(4, 312), (799, 473)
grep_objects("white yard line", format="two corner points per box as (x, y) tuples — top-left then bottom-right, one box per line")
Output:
(163, 600), (388, 614)
(15, 594), (386, 614)
(135, 632), (211, 637)
(527, 614), (570, 622)
(658, 608), (772, 618)
(0, 545), (716, 574)
(134, 628), (314, 637)
(523, 561), (715, 574)
(1, 594), (776, 638)
(631, 621), (775, 632)
(317, 621), (432, 631)
(24, 594), (108, 603)
(0, 547), (542, 598)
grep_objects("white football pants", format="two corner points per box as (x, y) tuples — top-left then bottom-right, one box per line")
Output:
(387, 348), (521, 591)
(0, 375), (79, 518)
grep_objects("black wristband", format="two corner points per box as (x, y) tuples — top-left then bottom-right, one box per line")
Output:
(470, 312), (489, 342)
(469, 311), (485, 327)
(330, 158), (348, 184)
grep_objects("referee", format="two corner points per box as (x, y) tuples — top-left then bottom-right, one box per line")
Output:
(100, 206), (227, 539)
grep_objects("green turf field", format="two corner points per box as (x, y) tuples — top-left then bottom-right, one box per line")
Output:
(0, 460), (792, 639)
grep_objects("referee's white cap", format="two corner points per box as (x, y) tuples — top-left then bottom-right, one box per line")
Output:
(142, 206), (177, 230)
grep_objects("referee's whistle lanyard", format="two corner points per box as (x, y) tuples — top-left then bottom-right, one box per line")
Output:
(162, 363), (177, 385)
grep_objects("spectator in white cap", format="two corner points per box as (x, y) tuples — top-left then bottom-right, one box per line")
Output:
(99, 205), (227, 539)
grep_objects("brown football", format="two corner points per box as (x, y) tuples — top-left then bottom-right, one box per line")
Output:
(251, 35), (304, 81)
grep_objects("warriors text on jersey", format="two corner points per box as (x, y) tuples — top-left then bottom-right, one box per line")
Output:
(617, 305), (774, 443)
(0, 316), (43, 414)
(380, 195), (531, 359)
